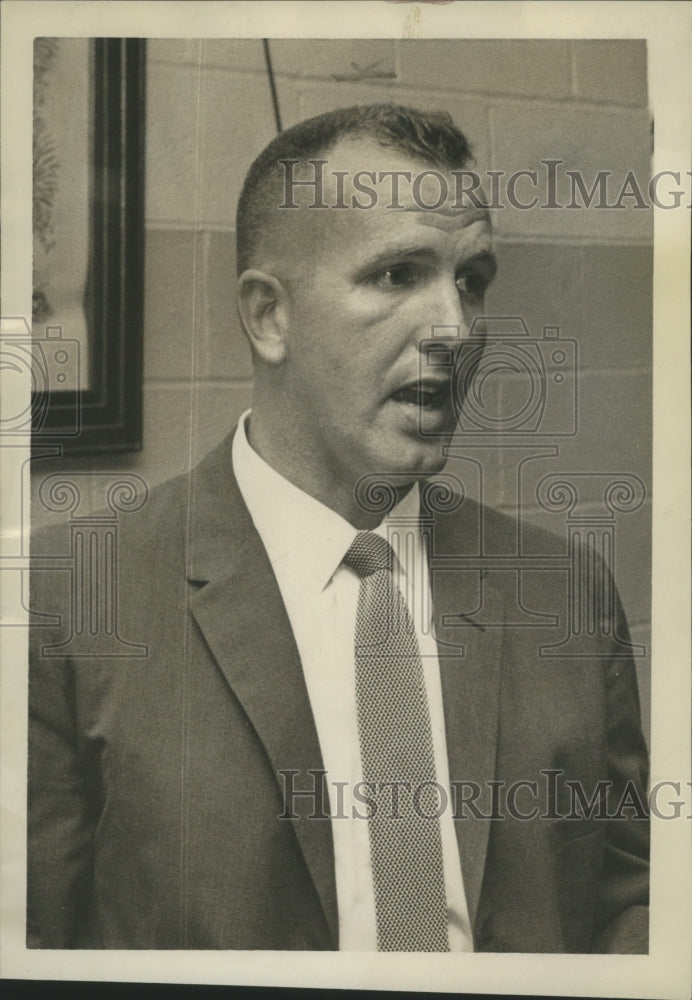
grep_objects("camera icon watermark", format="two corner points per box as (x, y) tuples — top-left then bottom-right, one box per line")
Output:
(419, 316), (578, 438)
(0, 316), (81, 437)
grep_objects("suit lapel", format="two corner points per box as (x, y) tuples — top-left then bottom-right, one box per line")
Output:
(183, 437), (504, 944)
(185, 434), (339, 946)
(430, 503), (504, 933)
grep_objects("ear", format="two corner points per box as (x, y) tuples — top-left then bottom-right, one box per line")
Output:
(236, 269), (289, 365)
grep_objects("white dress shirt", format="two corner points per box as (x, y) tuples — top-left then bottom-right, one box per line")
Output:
(232, 412), (473, 951)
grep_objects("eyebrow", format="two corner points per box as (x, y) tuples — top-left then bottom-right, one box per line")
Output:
(352, 243), (498, 282)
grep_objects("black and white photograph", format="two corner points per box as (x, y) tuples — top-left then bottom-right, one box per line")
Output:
(1, 1), (690, 997)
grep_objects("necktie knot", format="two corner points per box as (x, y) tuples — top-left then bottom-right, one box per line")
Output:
(343, 532), (395, 579)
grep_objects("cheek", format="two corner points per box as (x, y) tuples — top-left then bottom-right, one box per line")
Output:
(287, 296), (405, 384)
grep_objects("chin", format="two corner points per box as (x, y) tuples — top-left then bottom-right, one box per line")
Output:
(376, 441), (449, 481)
(349, 444), (449, 524)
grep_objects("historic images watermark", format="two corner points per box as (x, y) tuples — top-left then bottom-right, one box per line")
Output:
(278, 769), (691, 822)
(279, 159), (692, 211)
(0, 316), (81, 438)
(1, 315), (149, 654)
(4, 310), (646, 661)
(349, 315), (646, 657)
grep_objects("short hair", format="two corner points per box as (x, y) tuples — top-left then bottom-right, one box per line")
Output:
(236, 103), (474, 274)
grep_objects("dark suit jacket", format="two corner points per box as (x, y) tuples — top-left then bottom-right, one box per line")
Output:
(27, 431), (649, 951)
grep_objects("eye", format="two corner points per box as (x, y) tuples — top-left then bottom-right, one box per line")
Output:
(456, 271), (490, 301)
(368, 263), (418, 289)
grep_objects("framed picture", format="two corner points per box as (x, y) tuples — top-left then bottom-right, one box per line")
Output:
(31, 37), (145, 452)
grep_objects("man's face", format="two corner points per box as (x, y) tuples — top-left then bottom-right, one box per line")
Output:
(265, 138), (495, 511)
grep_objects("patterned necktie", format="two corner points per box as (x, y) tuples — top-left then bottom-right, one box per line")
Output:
(343, 531), (450, 952)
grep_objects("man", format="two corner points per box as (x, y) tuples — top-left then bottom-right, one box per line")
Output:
(28, 104), (649, 952)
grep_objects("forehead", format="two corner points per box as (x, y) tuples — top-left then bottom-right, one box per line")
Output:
(302, 136), (484, 211)
(274, 136), (492, 270)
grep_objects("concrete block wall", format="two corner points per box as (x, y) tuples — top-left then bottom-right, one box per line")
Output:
(31, 38), (652, 740)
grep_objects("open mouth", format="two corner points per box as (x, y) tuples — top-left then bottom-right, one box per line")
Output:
(391, 380), (450, 409)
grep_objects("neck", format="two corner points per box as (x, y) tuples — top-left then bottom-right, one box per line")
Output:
(245, 408), (415, 530)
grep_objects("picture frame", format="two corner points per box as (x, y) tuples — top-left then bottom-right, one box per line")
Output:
(31, 37), (145, 453)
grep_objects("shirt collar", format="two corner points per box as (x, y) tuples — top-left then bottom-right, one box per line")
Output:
(232, 411), (421, 594)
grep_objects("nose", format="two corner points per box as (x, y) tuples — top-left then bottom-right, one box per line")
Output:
(415, 277), (472, 356)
